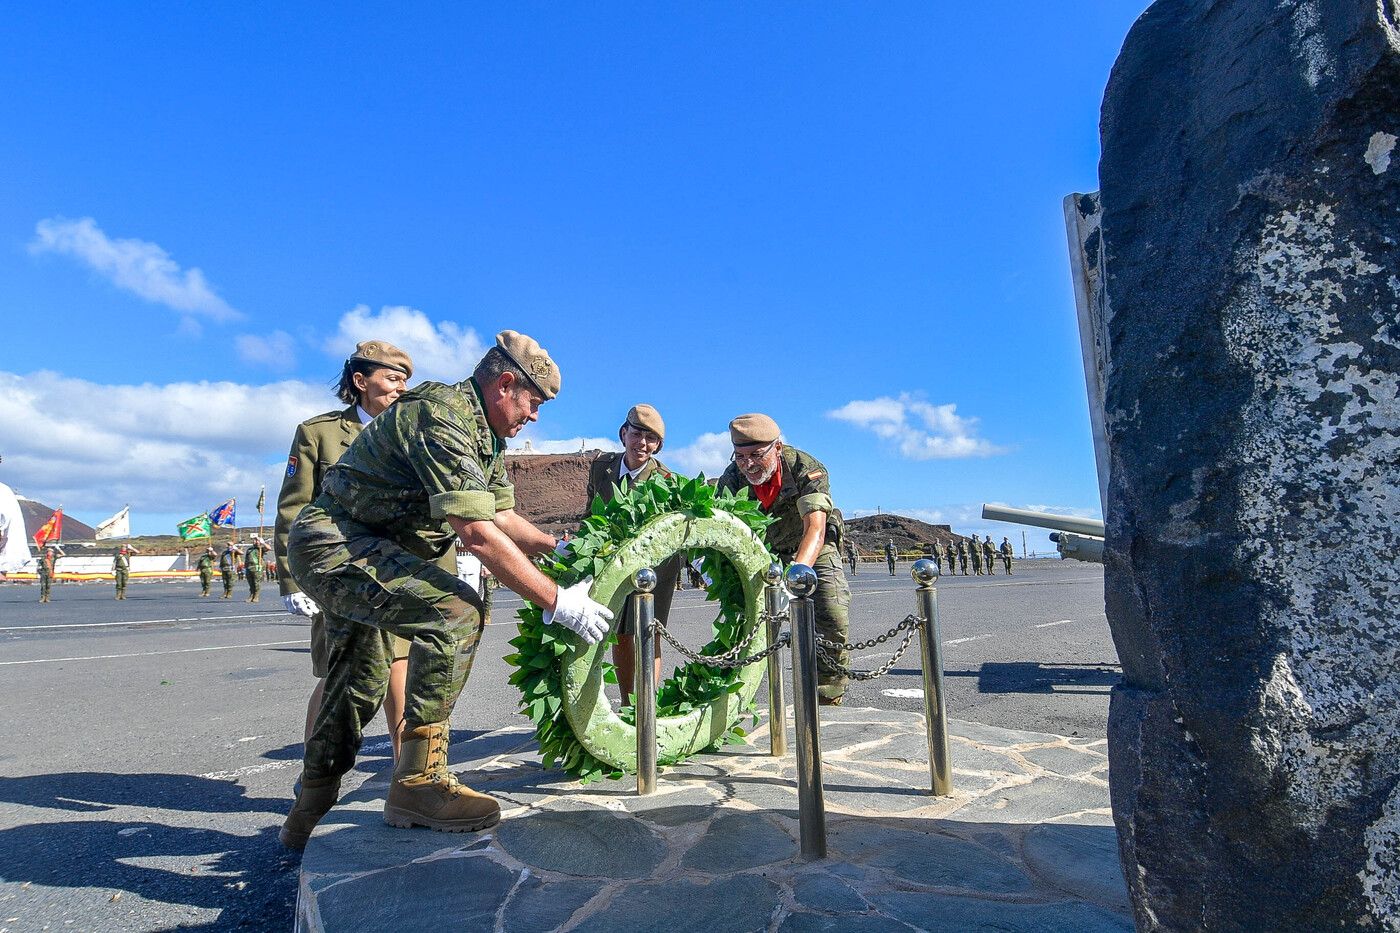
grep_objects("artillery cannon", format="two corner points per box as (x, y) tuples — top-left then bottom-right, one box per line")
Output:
(980, 504), (1104, 563)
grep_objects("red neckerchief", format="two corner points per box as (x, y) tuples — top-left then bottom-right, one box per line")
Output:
(753, 460), (783, 511)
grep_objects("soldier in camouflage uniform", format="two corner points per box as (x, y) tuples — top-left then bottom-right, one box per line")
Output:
(36, 544), (61, 603)
(982, 535), (998, 575)
(112, 544), (140, 599)
(718, 414), (852, 705)
(957, 539), (969, 575)
(885, 540), (897, 576)
(244, 537), (268, 602)
(219, 544), (238, 599)
(969, 535), (984, 575)
(197, 546), (216, 596)
(1000, 536), (1014, 574)
(845, 540), (858, 574)
(944, 541), (957, 576)
(280, 331), (613, 849)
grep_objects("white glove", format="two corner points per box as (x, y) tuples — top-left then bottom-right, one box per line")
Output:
(283, 593), (319, 617)
(543, 579), (613, 645)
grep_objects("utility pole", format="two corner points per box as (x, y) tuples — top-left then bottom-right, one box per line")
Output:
(1022, 530), (1028, 559)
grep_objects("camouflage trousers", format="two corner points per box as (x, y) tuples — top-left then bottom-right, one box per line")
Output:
(114, 568), (129, 597)
(797, 546), (851, 700)
(289, 502), (486, 783)
(199, 569), (212, 595)
(221, 570), (235, 596)
(38, 575), (51, 601)
(244, 566), (261, 600)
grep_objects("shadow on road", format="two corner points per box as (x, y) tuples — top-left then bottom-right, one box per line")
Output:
(934, 662), (1121, 695)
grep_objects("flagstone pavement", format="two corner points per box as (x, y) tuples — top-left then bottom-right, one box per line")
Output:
(295, 707), (1132, 932)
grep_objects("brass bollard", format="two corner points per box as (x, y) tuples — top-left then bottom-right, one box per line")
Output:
(912, 559), (953, 795)
(764, 562), (787, 757)
(632, 568), (658, 795)
(785, 563), (826, 859)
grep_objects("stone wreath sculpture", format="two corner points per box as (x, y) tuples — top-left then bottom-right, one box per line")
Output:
(506, 472), (775, 783)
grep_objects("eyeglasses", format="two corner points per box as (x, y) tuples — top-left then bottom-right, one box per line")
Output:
(731, 440), (777, 466)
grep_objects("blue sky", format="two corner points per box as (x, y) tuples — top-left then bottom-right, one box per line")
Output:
(0, 3), (1147, 545)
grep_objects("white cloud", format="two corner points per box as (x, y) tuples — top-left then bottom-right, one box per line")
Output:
(325, 305), (486, 385)
(0, 370), (331, 519)
(827, 393), (1006, 460)
(665, 431), (732, 478)
(29, 217), (239, 322)
(236, 330), (297, 369)
(510, 436), (623, 455)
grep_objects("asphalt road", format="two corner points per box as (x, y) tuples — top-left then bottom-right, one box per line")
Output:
(0, 558), (1115, 931)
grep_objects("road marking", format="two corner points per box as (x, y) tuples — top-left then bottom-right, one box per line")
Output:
(881, 688), (925, 699)
(200, 739), (392, 781)
(1035, 619), (1075, 628)
(945, 633), (994, 645)
(0, 612), (284, 632)
(0, 638), (308, 666)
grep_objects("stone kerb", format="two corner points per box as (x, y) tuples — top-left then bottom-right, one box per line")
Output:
(296, 708), (1131, 932)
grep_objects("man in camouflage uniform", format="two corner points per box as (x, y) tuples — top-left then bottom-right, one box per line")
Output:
(197, 545), (216, 596)
(845, 540), (858, 574)
(969, 535), (984, 575)
(244, 537), (268, 602)
(956, 539), (969, 575)
(718, 414), (851, 705)
(280, 331), (613, 849)
(926, 542), (942, 576)
(1000, 536), (1014, 575)
(944, 541), (957, 577)
(885, 539), (897, 576)
(982, 535), (998, 575)
(112, 544), (140, 599)
(219, 544), (238, 599)
(36, 544), (61, 603)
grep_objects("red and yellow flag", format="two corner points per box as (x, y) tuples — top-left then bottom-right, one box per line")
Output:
(33, 509), (63, 547)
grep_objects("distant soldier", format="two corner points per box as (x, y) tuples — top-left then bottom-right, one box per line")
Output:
(112, 544), (140, 599)
(197, 545), (216, 596)
(957, 539), (969, 575)
(969, 535), (983, 575)
(1000, 537), (1014, 575)
(36, 543), (62, 603)
(982, 535), (997, 575)
(244, 537), (268, 603)
(926, 542), (942, 576)
(219, 544), (238, 599)
(944, 541), (957, 576)
(885, 539), (897, 576)
(845, 540), (858, 574)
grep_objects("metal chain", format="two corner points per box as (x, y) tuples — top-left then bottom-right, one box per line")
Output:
(815, 614), (923, 652)
(652, 620), (790, 669)
(815, 622), (919, 681)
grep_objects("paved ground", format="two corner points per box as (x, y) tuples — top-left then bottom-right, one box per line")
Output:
(0, 558), (1115, 931)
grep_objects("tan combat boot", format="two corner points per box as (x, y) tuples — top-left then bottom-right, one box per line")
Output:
(279, 775), (340, 850)
(384, 722), (500, 833)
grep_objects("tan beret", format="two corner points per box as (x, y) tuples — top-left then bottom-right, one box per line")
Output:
(350, 340), (413, 379)
(623, 404), (665, 442)
(729, 413), (781, 447)
(496, 330), (560, 400)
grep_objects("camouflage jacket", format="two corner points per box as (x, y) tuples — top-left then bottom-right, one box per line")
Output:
(317, 378), (513, 560)
(219, 549), (236, 571)
(717, 446), (844, 561)
(197, 553), (215, 572)
(245, 544), (265, 572)
(112, 549), (129, 570)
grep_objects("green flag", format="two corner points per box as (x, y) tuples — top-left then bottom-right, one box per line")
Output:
(178, 513), (212, 541)
(256, 485), (266, 513)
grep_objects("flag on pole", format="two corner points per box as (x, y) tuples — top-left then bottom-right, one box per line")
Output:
(209, 499), (236, 527)
(33, 509), (63, 548)
(256, 486), (266, 513)
(95, 506), (131, 540)
(177, 513), (213, 541)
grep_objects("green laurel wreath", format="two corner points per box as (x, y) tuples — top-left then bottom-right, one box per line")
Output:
(505, 471), (773, 783)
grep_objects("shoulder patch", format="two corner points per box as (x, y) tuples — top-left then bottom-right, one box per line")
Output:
(286, 456), (298, 478)
(805, 470), (825, 481)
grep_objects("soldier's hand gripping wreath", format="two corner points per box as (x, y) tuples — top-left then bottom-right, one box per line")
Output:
(283, 592), (319, 617)
(544, 579), (613, 644)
